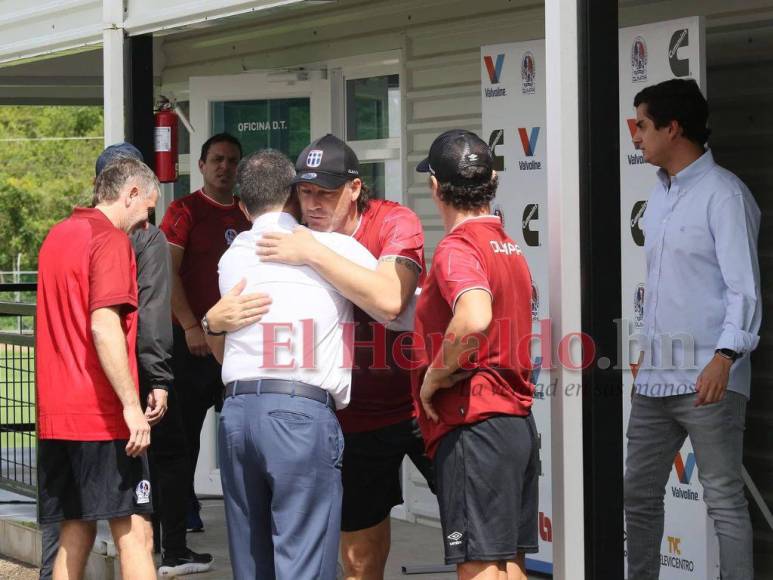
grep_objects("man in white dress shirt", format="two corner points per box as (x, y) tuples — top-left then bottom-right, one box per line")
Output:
(203, 149), (376, 580)
(624, 78), (761, 580)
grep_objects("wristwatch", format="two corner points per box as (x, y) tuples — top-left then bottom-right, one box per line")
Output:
(715, 348), (740, 362)
(201, 315), (226, 336)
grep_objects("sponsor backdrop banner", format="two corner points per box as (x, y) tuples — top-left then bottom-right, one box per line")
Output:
(619, 17), (719, 580)
(481, 40), (552, 576)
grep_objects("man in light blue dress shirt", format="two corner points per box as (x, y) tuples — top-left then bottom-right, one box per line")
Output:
(624, 79), (761, 580)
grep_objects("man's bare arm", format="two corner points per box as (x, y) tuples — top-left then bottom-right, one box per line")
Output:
(419, 289), (493, 421)
(204, 278), (272, 333)
(91, 306), (150, 457)
(258, 229), (419, 322)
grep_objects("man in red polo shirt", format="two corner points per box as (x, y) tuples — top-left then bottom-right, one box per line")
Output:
(159, 133), (250, 532)
(413, 130), (539, 580)
(255, 134), (432, 579)
(36, 157), (160, 580)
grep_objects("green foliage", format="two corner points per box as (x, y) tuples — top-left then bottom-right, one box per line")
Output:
(0, 106), (103, 271)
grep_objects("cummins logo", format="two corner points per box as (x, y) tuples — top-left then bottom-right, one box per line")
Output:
(630, 201), (647, 246)
(668, 29), (690, 77)
(522, 204), (540, 246)
(488, 129), (505, 171)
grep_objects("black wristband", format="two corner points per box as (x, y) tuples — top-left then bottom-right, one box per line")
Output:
(715, 348), (740, 362)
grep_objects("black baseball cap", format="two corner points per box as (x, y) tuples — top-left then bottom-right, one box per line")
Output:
(292, 134), (360, 190)
(95, 142), (144, 176)
(416, 129), (494, 185)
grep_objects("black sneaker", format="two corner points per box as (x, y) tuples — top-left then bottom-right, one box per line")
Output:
(158, 549), (213, 577)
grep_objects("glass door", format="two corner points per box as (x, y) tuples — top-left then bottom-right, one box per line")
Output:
(188, 71), (330, 496)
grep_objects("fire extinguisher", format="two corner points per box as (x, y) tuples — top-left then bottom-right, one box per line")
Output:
(154, 98), (178, 183)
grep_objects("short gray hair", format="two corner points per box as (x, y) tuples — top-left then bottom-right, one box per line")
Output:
(92, 157), (160, 206)
(237, 149), (296, 216)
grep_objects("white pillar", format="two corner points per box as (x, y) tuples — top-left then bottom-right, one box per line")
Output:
(546, 0), (585, 578)
(103, 0), (125, 146)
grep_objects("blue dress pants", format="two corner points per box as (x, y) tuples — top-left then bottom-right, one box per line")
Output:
(218, 391), (344, 580)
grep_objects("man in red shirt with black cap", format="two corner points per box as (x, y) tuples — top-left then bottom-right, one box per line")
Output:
(413, 130), (539, 580)
(256, 134), (432, 579)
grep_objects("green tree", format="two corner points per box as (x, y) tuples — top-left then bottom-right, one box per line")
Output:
(0, 106), (103, 272)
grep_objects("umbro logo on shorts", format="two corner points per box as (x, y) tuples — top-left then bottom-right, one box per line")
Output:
(447, 531), (463, 546)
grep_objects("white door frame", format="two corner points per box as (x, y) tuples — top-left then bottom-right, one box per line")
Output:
(188, 71), (331, 495)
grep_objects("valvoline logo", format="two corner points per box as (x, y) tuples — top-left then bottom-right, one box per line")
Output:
(483, 54), (505, 84)
(673, 451), (696, 484)
(518, 127), (540, 157)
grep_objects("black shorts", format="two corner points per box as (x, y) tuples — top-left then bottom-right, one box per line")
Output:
(341, 418), (435, 532)
(38, 440), (153, 525)
(434, 414), (539, 565)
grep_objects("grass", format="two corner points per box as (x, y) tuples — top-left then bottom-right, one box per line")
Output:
(0, 344), (36, 455)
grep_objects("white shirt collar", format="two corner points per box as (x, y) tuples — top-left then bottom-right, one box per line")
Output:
(250, 211), (299, 232)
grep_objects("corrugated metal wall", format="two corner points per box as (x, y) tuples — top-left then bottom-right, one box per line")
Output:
(402, 4), (544, 261)
(708, 20), (773, 578)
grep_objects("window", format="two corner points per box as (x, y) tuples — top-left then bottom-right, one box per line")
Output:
(346, 74), (399, 141)
(339, 66), (401, 203)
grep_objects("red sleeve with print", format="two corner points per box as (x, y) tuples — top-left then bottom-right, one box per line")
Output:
(159, 199), (193, 248)
(376, 204), (425, 272)
(433, 238), (491, 311)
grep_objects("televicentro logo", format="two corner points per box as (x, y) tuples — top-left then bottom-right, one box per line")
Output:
(662, 534), (695, 572)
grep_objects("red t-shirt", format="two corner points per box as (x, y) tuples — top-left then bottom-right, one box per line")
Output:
(412, 216), (534, 457)
(337, 199), (426, 433)
(160, 189), (250, 323)
(36, 208), (139, 441)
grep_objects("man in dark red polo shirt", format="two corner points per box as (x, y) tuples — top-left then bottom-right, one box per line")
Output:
(413, 130), (539, 580)
(36, 157), (160, 580)
(255, 134), (432, 579)
(159, 133), (250, 532)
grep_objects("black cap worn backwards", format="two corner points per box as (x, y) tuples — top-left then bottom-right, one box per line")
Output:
(292, 134), (360, 190)
(416, 129), (494, 185)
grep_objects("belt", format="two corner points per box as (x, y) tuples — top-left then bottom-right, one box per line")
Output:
(225, 378), (336, 412)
